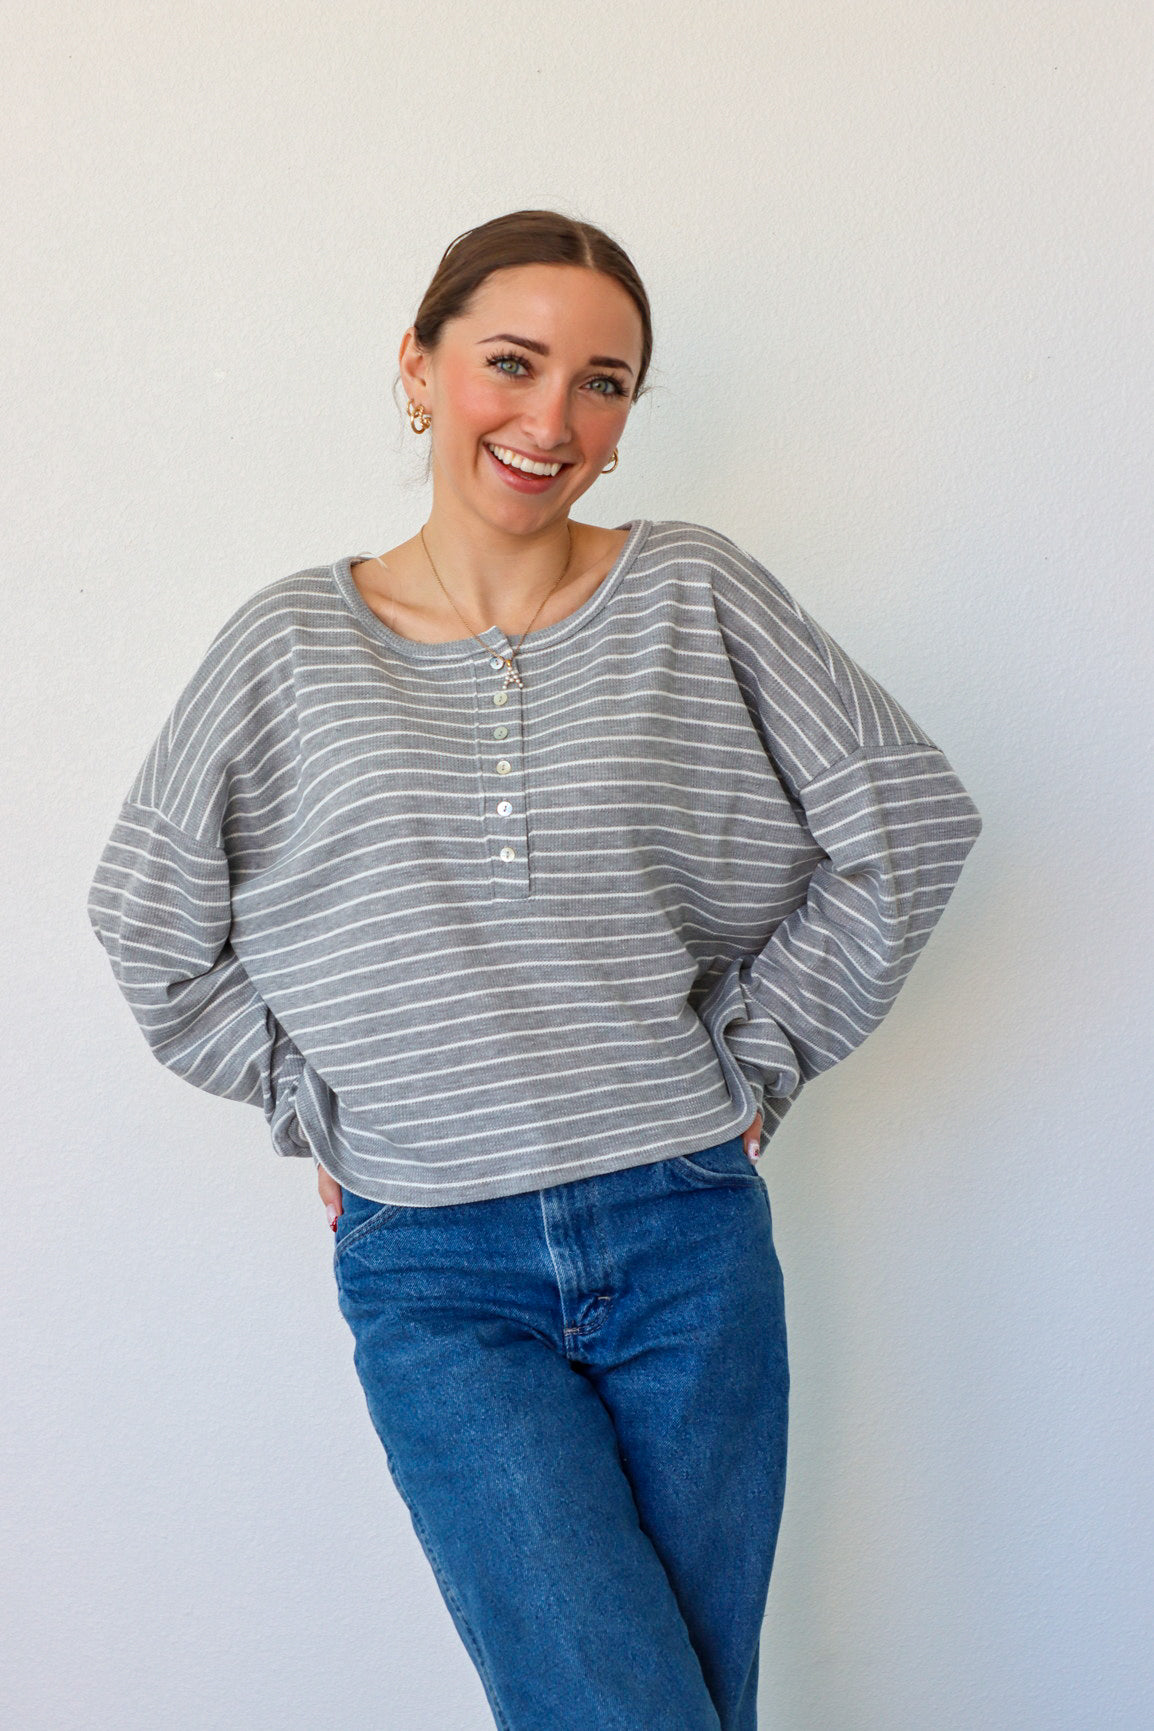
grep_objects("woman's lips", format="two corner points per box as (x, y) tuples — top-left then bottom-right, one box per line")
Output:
(484, 443), (572, 493)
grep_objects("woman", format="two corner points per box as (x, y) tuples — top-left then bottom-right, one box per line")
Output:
(89, 209), (981, 1731)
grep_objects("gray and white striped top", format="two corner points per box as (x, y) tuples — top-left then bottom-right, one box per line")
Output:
(89, 519), (982, 1206)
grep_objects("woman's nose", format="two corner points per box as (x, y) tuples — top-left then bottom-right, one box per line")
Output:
(521, 382), (572, 450)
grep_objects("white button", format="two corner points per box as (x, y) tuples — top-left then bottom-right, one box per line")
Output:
(496, 800), (512, 816)
(489, 656), (506, 671)
(492, 725), (508, 739)
(499, 847), (516, 862)
(492, 691), (509, 707)
(495, 759), (512, 775)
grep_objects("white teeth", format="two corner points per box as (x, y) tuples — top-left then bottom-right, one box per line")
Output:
(487, 443), (563, 477)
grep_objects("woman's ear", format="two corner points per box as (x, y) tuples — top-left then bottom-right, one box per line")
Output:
(398, 327), (431, 403)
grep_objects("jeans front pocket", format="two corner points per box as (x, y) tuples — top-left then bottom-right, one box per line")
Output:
(333, 1185), (403, 1260)
(671, 1135), (764, 1190)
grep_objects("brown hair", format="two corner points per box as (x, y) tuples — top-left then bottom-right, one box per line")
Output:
(411, 209), (653, 400)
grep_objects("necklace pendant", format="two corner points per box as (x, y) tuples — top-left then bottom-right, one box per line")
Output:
(501, 662), (524, 689)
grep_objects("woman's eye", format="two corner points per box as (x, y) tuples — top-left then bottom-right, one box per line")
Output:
(589, 376), (626, 397)
(486, 353), (529, 377)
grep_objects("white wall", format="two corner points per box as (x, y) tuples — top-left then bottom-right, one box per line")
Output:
(3, 3), (1150, 1727)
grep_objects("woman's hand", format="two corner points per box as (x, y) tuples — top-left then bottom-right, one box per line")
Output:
(744, 1111), (763, 1162)
(318, 1162), (343, 1231)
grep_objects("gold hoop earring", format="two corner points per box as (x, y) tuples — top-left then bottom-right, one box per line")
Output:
(601, 448), (619, 473)
(406, 399), (432, 434)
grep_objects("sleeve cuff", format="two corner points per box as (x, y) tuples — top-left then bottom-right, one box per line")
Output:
(698, 959), (803, 1101)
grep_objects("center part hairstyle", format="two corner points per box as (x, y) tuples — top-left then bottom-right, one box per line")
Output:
(411, 209), (654, 401)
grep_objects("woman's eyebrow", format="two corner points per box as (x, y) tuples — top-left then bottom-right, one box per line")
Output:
(477, 333), (634, 375)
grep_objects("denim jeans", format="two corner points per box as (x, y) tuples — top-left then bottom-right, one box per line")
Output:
(333, 1135), (789, 1731)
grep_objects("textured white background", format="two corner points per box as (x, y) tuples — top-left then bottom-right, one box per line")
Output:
(3, 3), (1150, 1727)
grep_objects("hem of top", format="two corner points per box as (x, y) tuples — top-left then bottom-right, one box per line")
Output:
(314, 1109), (762, 1208)
(329, 518), (654, 663)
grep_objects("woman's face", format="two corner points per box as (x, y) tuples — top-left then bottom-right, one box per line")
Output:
(399, 263), (643, 535)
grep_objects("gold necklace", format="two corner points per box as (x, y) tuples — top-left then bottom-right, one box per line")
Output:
(419, 523), (574, 689)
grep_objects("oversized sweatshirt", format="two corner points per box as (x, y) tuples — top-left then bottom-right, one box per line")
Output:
(88, 519), (982, 1206)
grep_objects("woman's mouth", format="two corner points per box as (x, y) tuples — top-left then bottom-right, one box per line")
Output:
(484, 441), (573, 492)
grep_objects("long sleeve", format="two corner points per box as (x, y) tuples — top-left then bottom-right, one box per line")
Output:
(87, 576), (322, 1159)
(88, 799), (312, 1155)
(702, 539), (983, 1123)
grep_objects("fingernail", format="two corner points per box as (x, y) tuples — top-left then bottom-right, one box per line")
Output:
(326, 1205), (339, 1230)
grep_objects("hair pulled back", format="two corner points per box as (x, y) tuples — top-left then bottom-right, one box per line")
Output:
(411, 210), (653, 399)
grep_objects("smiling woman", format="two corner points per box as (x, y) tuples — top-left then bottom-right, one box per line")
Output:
(87, 208), (982, 1731)
(351, 234), (649, 646)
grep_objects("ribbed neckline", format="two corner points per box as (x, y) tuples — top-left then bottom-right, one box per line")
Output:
(329, 519), (653, 663)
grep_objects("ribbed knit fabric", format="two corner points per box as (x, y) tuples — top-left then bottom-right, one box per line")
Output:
(88, 519), (982, 1205)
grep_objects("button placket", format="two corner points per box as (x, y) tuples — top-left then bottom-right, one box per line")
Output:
(475, 644), (530, 898)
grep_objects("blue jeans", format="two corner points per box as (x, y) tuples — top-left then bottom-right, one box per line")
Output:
(333, 1135), (789, 1731)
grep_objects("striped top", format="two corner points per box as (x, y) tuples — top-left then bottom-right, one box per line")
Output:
(88, 519), (982, 1206)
